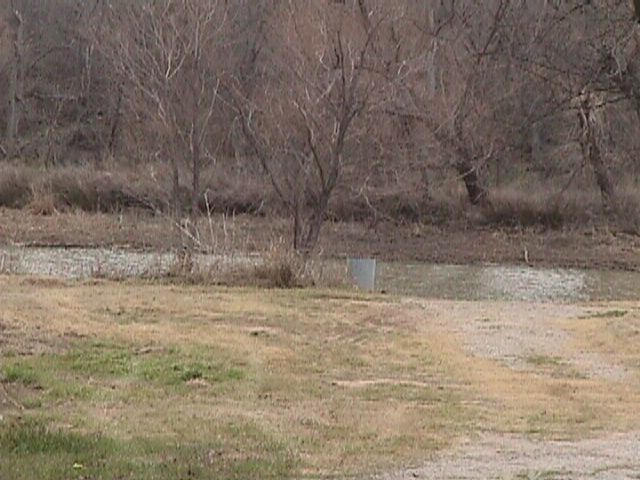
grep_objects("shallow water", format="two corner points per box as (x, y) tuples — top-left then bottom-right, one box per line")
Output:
(344, 261), (640, 302)
(376, 262), (640, 302)
(0, 246), (169, 278)
(0, 246), (256, 280)
(1, 246), (639, 302)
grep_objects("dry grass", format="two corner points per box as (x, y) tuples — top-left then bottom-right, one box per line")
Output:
(409, 300), (640, 440)
(0, 165), (32, 208)
(0, 162), (271, 216)
(480, 180), (640, 233)
(569, 305), (640, 370)
(0, 277), (469, 477)
(610, 187), (640, 234)
(5, 162), (640, 231)
(0, 163), (168, 214)
(328, 179), (468, 226)
(2, 277), (640, 478)
(481, 185), (596, 228)
(145, 218), (323, 287)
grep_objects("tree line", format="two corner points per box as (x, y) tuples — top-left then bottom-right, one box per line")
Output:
(1, 0), (640, 252)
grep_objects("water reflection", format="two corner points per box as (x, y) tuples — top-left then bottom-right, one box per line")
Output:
(478, 266), (587, 302)
(376, 262), (638, 302)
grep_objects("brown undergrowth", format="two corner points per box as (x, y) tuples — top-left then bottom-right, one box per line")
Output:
(2, 162), (640, 232)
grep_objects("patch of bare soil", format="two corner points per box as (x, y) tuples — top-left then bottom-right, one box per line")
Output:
(1, 208), (639, 271)
(0, 309), (68, 357)
(377, 431), (640, 479)
(415, 300), (630, 381)
(373, 300), (640, 480)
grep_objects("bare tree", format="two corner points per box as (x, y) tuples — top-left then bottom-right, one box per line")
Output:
(527, 1), (636, 209)
(577, 91), (616, 209)
(390, 1), (522, 205)
(3, 0), (640, 231)
(0, 0), (108, 164)
(4, 0), (24, 158)
(96, 0), (229, 217)
(233, 1), (396, 253)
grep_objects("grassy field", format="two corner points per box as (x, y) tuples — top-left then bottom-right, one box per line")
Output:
(1, 276), (640, 479)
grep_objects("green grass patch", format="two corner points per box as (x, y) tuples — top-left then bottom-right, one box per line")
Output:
(524, 355), (586, 380)
(515, 470), (569, 480)
(523, 402), (600, 437)
(0, 417), (295, 480)
(0, 341), (247, 411)
(0, 418), (115, 456)
(0, 418), (122, 480)
(56, 341), (247, 386)
(526, 355), (564, 367)
(2, 364), (41, 387)
(579, 309), (628, 319)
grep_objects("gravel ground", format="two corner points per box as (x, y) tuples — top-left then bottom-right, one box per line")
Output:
(373, 300), (640, 480)
(424, 301), (631, 381)
(376, 431), (640, 479)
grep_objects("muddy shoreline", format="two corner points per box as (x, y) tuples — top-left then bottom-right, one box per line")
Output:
(0, 208), (638, 272)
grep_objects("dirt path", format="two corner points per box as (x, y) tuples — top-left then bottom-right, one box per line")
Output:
(374, 300), (640, 480)
(377, 431), (640, 479)
(419, 300), (632, 382)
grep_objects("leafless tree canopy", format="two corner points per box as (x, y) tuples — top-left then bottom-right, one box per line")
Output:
(2, 0), (640, 251)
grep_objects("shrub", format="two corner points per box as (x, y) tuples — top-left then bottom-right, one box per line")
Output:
(611, 189), (640, 234)
(250, 239), (316, 288)
(27, 179), (58, 215)
(480, 186), (596, 229)
(0, 165), (32, 208)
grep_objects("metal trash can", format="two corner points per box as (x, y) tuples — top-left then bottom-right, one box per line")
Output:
(347, 258), (376, 292)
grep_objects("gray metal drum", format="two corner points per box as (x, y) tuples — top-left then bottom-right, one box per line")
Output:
(347, 258), (376, 291)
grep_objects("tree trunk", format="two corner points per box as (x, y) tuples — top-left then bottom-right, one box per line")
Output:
(171, 157), (181, 218)
(455, 159), (487, 205)
(108, 88), (123, 157)
(580, 133), (616, 210)
(292, 194), (303, 252)
(299, 189), (331, 256)
(191, 140), (201, 218)
(432, 105), (488, 206)
(590, 144), (616, 210)
(5, 7), (24, 157)
(578, 93), (616, 211)
(426, 7), (439, 94)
